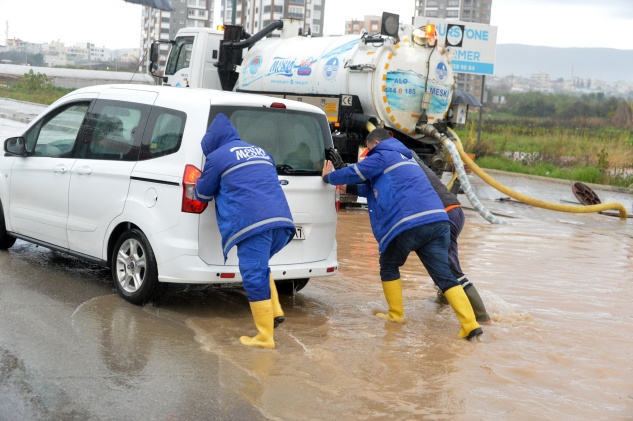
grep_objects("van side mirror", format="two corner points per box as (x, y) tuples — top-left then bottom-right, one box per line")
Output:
(4, 137), (26, 157)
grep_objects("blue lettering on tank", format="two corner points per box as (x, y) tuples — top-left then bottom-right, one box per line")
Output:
(385, 71), (425, 111)
(269, 57), (297, 77)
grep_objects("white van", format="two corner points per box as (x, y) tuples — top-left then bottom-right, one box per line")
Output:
(0, 84), (338, 304)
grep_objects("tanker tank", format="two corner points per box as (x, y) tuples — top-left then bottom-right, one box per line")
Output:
(236, 23), (455, 171)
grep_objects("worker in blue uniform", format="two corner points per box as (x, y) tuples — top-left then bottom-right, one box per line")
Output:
(195, 113), (295, 349)
(322, 128), (482, 340)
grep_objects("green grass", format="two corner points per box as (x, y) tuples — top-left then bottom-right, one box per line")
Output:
(0, 71), (73, 105)
(474, 156), (633, 188)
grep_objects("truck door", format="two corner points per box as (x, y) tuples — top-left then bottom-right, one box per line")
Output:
(164, 36), (194, 87)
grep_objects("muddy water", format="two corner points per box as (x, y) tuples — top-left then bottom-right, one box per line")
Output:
(73, 193), (632, 420)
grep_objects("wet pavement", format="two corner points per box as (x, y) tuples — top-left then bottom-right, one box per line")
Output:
(1, 102), (633, 420)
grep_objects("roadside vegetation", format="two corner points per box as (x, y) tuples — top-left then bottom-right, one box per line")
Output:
(454, 92), (633, 188)
(0, 71), (632, 187)
(0, 70), (73, 105)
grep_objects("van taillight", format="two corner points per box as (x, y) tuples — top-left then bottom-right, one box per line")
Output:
(182, 164), (208, 214)
(335, 185), (341, 213)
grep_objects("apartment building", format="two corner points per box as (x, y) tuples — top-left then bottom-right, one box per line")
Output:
(220, 0), (326, 37)
(344, 15), (381, 35)
(415, 0), (493, 99)
(141, 0), (215, 71)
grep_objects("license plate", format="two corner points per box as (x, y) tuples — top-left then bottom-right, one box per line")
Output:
(294, 226), (305, 240)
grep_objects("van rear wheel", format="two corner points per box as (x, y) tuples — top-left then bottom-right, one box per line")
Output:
(112, 229), (165, 305)
(276, 278), (309, 296)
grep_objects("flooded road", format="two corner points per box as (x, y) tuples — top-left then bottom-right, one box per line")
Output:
(1, 172), (632, 420)
(1, 108), (633, 419)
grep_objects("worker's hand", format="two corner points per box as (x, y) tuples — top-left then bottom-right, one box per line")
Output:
(321, 160), (333, 183)
(337, 184), (347, 194)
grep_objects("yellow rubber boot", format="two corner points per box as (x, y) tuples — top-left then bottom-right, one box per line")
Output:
(375, 279), (405, 323)
(444, 286), (483, 340)
(240, 299), (275, 349)
(270, 274), (285, 328)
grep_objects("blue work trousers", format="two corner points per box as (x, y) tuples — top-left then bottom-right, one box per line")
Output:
(236, 227), (292, 302)
(379, 221), (460, 292)
(447, 207), (465, 279)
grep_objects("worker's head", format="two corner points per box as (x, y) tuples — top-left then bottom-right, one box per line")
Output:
(365, 128), (392, 150)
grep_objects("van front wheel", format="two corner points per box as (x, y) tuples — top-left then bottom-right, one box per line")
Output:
(112, 229), (164, 305)
(276, 278), (309, 296)
(0, 202), (16, 250)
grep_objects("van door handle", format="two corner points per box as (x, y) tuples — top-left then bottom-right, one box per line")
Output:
(75, 166), (92, 175)
(53, 164), (68, 174)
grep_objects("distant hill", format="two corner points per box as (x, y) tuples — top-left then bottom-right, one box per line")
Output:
(494, 44), (633, 82)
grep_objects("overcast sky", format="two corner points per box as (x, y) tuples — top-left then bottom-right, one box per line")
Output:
(0, 0), (631, 50)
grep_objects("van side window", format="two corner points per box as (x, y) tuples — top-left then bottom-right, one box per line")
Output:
(28, 102), (90, 157)
(79, 101), (147, 161)
(139, 107), (186, 160)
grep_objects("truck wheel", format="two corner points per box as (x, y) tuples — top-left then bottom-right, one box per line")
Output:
(0, 202), (16, 250)
(112, 229), (165, 305)
(276, 278), (309, 296)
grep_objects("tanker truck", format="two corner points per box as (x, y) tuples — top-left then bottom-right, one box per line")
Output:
(149, 12), (473, 174)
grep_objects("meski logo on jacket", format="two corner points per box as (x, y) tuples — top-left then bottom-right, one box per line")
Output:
(230, 146), (271, 161)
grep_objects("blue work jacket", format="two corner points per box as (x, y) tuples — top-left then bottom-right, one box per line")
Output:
(194, 114), (295, 260)
(324, 137), (447, 253)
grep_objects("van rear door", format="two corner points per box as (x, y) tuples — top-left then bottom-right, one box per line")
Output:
(197, 105), (337, 266)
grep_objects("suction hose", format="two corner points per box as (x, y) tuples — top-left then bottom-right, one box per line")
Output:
(420, 125), (506, 224)
(444, 127), (628, 219)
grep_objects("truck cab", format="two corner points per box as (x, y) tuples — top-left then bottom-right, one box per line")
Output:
(153, 27), (224, 90)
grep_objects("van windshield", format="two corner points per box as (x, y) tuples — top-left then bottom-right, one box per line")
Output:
(210, 107), (332, 175)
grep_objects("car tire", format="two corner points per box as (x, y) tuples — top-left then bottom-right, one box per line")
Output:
(111, 229), (165, 305)
(276, 278), (309, 296)
(0, 202), (16, 250)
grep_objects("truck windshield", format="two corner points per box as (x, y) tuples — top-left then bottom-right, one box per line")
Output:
(210, 107), (332, 175)
(165, 36), (194, 76)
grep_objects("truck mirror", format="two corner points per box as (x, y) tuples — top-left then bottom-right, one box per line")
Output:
(150, 42), (160, 64)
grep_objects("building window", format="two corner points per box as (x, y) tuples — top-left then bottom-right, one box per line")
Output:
(447, 10), (459, 18)
(198, 0), (205, 6)
(288, 6), (304, 18)
(313, 10), (321, 19)
(264, 5), (283, 13)
(188, 9), (195, 16)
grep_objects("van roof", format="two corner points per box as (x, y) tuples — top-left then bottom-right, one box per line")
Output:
(69, 84), (326, 116)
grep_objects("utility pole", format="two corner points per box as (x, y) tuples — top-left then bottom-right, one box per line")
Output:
(231, 0), (236, 25)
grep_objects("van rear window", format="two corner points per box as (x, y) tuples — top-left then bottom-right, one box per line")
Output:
(210, 107), (332, 175)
